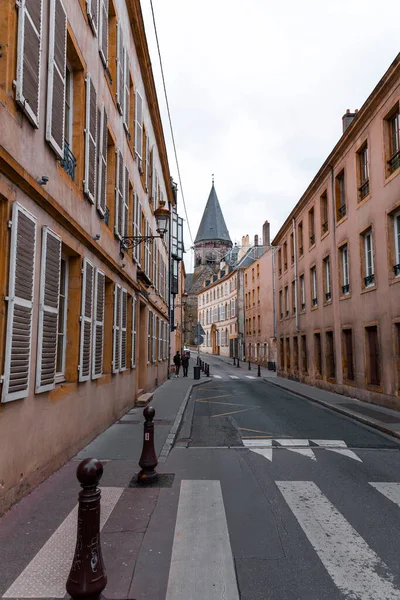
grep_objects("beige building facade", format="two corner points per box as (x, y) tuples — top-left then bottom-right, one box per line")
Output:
(274, 55), (400, 410)
(0, 0), (173, 513)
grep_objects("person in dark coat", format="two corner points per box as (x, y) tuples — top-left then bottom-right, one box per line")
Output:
(173, 351), (181, 377)
(182, 352), (189, 377)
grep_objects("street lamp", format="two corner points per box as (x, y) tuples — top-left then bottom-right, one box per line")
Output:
(119, 199), (170, 258)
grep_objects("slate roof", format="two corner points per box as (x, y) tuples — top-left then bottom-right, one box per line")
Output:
(194, 184), (232, 244)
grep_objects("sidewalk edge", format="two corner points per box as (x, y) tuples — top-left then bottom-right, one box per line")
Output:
(264, 378), (400, 442)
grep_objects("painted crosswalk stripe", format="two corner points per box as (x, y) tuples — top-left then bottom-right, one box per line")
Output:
(166, 480), (239, 599)
(311, 439), (362, 462)
(3, 487), (123, 598)
(277, 481), (400, 599)
(370, 482), (400, 507)
(229, 375), (239, 379)
(213, 374), (222, 379)
(245, 375), (256, 379)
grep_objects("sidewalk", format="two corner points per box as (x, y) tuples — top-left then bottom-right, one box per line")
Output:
(197, 350), (277, 378)
(0, 366), (210, 599)
(266, 376), (400, 440)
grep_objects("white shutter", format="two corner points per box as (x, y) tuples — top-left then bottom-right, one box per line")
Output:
(134, 91), (143, 158)
(152, 241), (157, 287)
(123, 166), (129, 238)
(152, 167), (158, 209)
(114, 149), (123, 237)
(98, 0), (108, 66)
(84, 75), (97, 203)
(158, 317), (162, 361)
(46, 0), (67, 158)
(147, 309), (151, 364)
(151, 151), (156, 201)
(79, 258), (94, 382)
(131, 295), (137, 368)
(112, 284), (121, 373)
(132, 193), (141, 266)
(86, 0), (99, 36)
(2, 203), (37, 403)
(92, 268), (105, 379)
(16, 0), (43, 128)
(123, 48), (130, 131)
(152, 312), (156, 363)
(116, 22), (124, 114)
(145, 135), (150, 192)
(96, 105), (107, 215)
(36, 227), (62, 393)
(120, 288), (127, 371)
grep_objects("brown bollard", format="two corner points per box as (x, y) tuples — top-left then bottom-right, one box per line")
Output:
(257, 364), (261, 377)
(137, 406), (158, 484)
(66, 458), (107, 600)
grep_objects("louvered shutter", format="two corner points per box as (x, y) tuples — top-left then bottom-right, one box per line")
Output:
(131, 296), (136, 368)
(132, 193), (141, 266)
(134, 91), (143, 158)
(99, 0), (108, 66)
(45, 0), (67, 158)
(145, 136), (150, 192)
(112, 284), (121, 373)
(120, 288), (127, 371)
(123, 166), (129, 238)
(123, 48), (130, 131)
(36, 227), (62, 393)
(2, 203), (37, 403)
(114, 149), (123, 237)
(152, 313), (156, 363)
(147, 310), (151, 363)
(152, 163), (157, 207)
(116, 22), (124, 114)
(84, 76), (97, 203)
(78, 259), (94, 381)
(152, 242), (157, 287)
(158, 318), (162, 361)
(86, 0), (98, 36)
(16, 0), (43, 128)
(96, 105), (107, 215)
(92, 269), (105, 379)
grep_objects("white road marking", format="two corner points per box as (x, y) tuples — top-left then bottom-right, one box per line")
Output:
(229, 375), (239, 379)
(311, 439), (348, 447)
(250, 448), (273, 461)
(370, 482), (400, 507)
(274, 439), (310, 446)
(243, 440), (272, 448)
(213, 374), (222, 379)
(326, 448), (362, 462)
(277, 481), (400, 600)
(166, 480), (239, 600)
(245, 375), (256, 379)
(286, 448), (317, 460)
(3, 487), (123, 598)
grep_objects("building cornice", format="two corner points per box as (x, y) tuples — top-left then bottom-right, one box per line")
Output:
(272, 53), (400, 244)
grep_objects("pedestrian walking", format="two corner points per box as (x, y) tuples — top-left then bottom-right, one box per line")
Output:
(173, 351), (181, 378)
(182, 352), (189, 377)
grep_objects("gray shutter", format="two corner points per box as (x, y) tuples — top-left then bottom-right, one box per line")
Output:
(46, 0), (67, 158)
(79, 258), (94, 382)
(133, 193), (141, 266)
(36, 227), (62, 393)
(145, 136), (150, 192)
(84, 75), (97, 203)
(92, 269), (105, 379)
(114, 149), (123, 237)
(99, 0), (108, 66)
(112, 284), (121, 373)
(86, 0), (98, 36)
(134, 91), (143, 158)
(2, 203), (37, 403)
(131, 295), (136, 368)
(120, 288), (127, 370)
(96, 105), (107, 215)
(16, 0), (43, 127)
(123, 165), (129, 238)
(116, 22), (124, 114)
(123, 48), (130, 131)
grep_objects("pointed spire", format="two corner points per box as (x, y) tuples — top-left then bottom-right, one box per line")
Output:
(212, 173), (214, 185)
(194, 182), (232, 244)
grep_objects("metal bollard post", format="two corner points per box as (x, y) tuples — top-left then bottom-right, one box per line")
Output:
(257, 364), (261, 377)
(248, 360), (251, 371)
(237, 357), (240, 368)
(66, 458), (107, 600)
(233, 357), (236, 366)
(137, 406), (158, 483)
(207, 364), (210, 377)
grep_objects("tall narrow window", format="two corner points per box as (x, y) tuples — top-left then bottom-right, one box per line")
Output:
(293, 336), (299, 370)
(342, 328), (354, 381)
(286, 337), (290, 370)
(388, 111), (400, 174)
(56, 256), (69, 380)
(301, 334), (308, 374)
(291, 280), (296, 314)
(363, 230), (375, 287)
(394, 210), (400, 277)
(358, 144), (369, 200)
(298, 221), (303, 256)
(325, 331), (335, 379)
(341, 245), (350, 295)
(278, 249), (282, 276)
(309, 207), (315, 247)
(311, 266), (317, 306)
(324, 257), (331, 302)
(314, 332), (322, 375)
(290, 232), (294, 264)
(300, 274), (305, 311)
(279, 290), (283, 319)
(320, 191), (328, 235)
(285, 285), (289, 317)
(366, 325), (380, 386)
(336, 170), (346, 220)
(283, 241), (288, 271)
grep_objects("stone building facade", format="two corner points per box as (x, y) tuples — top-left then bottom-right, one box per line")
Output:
(0, 0), (173, 513)
(273, 54), (400, 410)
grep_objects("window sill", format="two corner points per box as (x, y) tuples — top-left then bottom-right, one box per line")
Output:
(366, 383), (383, 394)
(361, 284), (377, 295)
(320, 231), (329, 241)
(339, 293), (352, 301)
(389, 274), (400, 286)
(343, 378), (356, 387)
(357, 193), (372, 208)
(309, 243), (316, 251)
(55, 374), (66, 385)
(311, 305), (318, 311)
(384, 167), (400, 187)
(336, 214), (348, 227)
(323, 300), (332, 307)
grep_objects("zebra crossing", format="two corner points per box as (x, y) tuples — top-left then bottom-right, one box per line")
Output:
(212, 374), (260, 380)
(3, 479), (400, 599)
(243, 438), (363, 462)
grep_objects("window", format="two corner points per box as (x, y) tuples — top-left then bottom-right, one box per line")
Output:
(245, 273), (248, 285)
(365, 325), (380, 386)
(290, 232), (294, 264)
(253, 316), (256, 334)
(325, 331), (335, 380)
(278, 249), (282, 276)
(293, 336), (299, 370)
(258, 315), (261, 333)
(387, 110), (400, 175)
(83, 75), (98, 204)
(335, 170), (346, 220)
(311, 266), (317, 307)
(252, 289), (255, 305)
(392, 210), (400, 277)
(320, 191), (328, 235)
(252, 268), (255, 282)
(279, 289), (283, 319)
(56, 256), (69, 380)
(286, 337), (290, 370)
(291, 280), (296, 314)
(280, 338), (284, 370)
(309, 207), (315, 246)
(358, 143), (369, 200)
(300, 274), (305, 311)
(314, 332), (322, 375)
(285, 285), (289, 317)
(283, 241), (288, 271)
(324, 257), (331, 302)
(362, 229), (375, 288)
(340, 245), (350, 295)
(342, 328), (354, 381)
(113, 284), (127, 372)
(298, 221), (303, 256)
(301, 334), (308, 374)
(257, 286), (260, 304)
(257, 264), (260, 278)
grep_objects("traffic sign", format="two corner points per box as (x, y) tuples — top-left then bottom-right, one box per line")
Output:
(194, 335), (204, 346)
(195, 322), (205, 336)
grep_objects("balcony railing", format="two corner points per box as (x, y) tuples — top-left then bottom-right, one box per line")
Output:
(364, 273), (375, 287)
(388, 150), (400, 174)
(394, 263), (400, 277)
(325, 291), (331, 301)
(359, 179), (370, 200)
(60, 141), (76, 180)
(322, 221), (328, 234)
(312, 297), (318, 307)
(309, 234), (315, 246)
(338, 203), (347, 219)
(342, 283), (350, 295)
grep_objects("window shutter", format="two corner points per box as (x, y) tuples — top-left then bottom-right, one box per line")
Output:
(132, 193), (141, 266)
(92, 269), (105, 379)
(152, 312), (156, 363)
(86, 0), (99, 36)
(145, 135), (150, 192)
(152, 242), (157, 287)
(158, 318), (162, 361)
(134, 91), (143, 158)
(2, 203), (37, 403)
(123, 166), (129, 238)
(36, 227), (62, 393)
(116, 22), (124, 114)
(131, 295), (137, 368)
(99, 0), (108, 66)
(120, 288), (127, 370)
(114, 149), (123, 237)
(16, 0), (43, 128)
(45, 0), (67, 158)
(84, 75), (98, 203)
(79, 258), (94, 382)
(123, 48), (130, 131)
(152, 167), (158, 209)
(112, 284), (121, 373)
(147, 310), (151, 364)
(96, 105), (107, 216)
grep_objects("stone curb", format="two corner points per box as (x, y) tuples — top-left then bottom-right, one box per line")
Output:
(158, 378), (211, 462)
(264, 378), (400, 442)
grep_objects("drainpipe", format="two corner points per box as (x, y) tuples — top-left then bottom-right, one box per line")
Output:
(330, 165), (342, 384)
(272, 247), (277, 339)
(293, 217), (299, 332)
(167, 209), (172, 379)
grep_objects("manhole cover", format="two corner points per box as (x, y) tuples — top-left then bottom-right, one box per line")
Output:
(340, 403), (400, 424)
(129, 473), (175, 488)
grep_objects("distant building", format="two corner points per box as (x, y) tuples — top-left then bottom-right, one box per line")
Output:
(273, 54), (400, 409)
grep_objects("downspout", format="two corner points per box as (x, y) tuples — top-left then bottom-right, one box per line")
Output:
(272, 247), (277, 339)
(330, 165), (342, 384)
(293, 217), (299, 332)
(167, 209), (172, 379)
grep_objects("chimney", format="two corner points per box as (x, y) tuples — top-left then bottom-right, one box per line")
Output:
(254, 234), (259, 247)
(263, 220), (270, 247)
(342, 109), (358, 133)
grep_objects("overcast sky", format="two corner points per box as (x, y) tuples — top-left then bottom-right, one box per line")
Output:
(141, 0), (399, 272)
